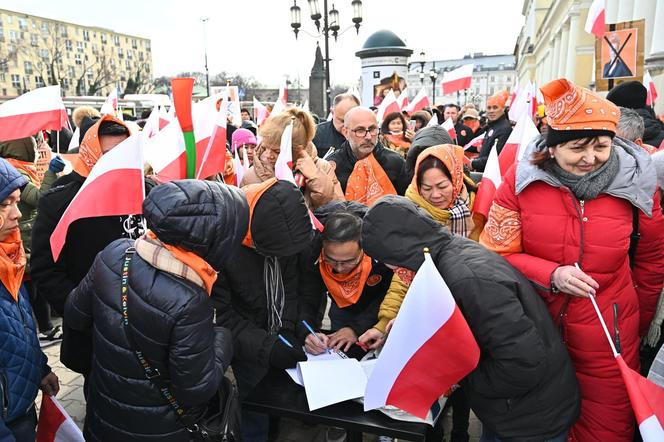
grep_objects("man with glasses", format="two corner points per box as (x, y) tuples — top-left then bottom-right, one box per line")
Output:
(328, 107), (409, 206)
(298, 205), (391, 358)
(312, 93), (360, 155)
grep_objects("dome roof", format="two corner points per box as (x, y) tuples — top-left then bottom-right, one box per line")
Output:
(361, 30), (406, 49)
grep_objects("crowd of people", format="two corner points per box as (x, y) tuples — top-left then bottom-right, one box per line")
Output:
(0, 76), (663, 442)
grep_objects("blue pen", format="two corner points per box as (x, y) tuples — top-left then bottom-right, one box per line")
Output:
(278, 334), (294, 348)
(302, 320), (330, 354)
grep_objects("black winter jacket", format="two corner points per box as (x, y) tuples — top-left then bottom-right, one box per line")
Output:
(328, 141), (409, 195)
(362, 196), (580, 441)
(65, 180), (246, 442)
(636, 107), (664, 148)
(31, 172), (154, 375)
(471, 113), (513, 172)
(312, 120), (347, 155)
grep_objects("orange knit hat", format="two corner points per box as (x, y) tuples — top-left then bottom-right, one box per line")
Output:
(487, 90), (509, 108)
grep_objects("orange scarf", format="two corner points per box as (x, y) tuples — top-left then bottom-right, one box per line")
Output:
(319, 252), (372, 308)
(4, 158), (41, 187)
(146, 231), (217, 295)
(383, 133), (412, 149)
(344, 153), (397, 206)
(73, 114), (127, 177)
(411, 144), (466, 207)
(241, 178), (278, 248)
(0, 229), (26, 301)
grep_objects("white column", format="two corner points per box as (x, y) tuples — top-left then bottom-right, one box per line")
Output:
(649, 0), (664, 59)
(633, 0), (657, 57)
(551, 33), (562, 80)
(605, 0), (620, 23)
(565, 14), (580, 81)
(616, 0), (635, 22)
(559, 23), (570, 78)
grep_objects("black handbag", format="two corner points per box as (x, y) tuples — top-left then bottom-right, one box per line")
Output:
(120, 247), (241, 442)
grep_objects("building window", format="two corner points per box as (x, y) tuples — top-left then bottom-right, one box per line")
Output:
(65, 39), (72, 51)
(92, 44), (98, 54)
(75, 53), (82, 65)
(125, 59), (131, 70)
(0, 73), (4, 82)
(117, 48), (124, 58)
(31, 19), (36, 29)
(68, 66), (75, 77)
(114, 35), (120, 46)
(138, 51), (144, 61)
(24, 61), (33, 74)
(11, 74), (20, 88)
(101, 33), (107, 43)
(2, 89), (6, 96)
(62, 78), (69, 88)
(31, 33), (38, 46)
(6, 15), (12, 24)
(83, 29), (89, 41)
(132, 38), (137, 49)
(77, 41), (84, 52)
(18, 18), (27, 30)
(35, 76), (45, 87)
(9, 30), (17, 42)
(127, 50), (133, 60)
(490, 86), (495, 95)
(39, 48), (49, 59)
(59, 24), (67, 37)
(41, 22), (48, 34)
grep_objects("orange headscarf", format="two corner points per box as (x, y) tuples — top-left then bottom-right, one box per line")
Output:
(541, 78), (619, 132)
(411, 145), (466, 208)
(319, 252), (372, 308)
(344, 153), (397, 207)
(73, 114), (128, 177)
(4, 159), (41, 187)
(0, 229), (26, 301)
(487, 90), (509, 108)
(241, 178), (278, 248)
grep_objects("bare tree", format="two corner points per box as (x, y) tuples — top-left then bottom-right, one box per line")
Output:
(123, 62), (153, 95)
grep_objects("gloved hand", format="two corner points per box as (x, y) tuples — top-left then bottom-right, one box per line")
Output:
(269, 338), (306, 370)
(49, 156), (66, 173)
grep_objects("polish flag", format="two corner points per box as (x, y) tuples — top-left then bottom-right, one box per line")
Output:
(364, 252), (480, 418)
(68, 127), (80, 152)
(498, 112), (540, 175)
(36, 395), (85, 442)
(405, 87), (431, 114)
(584, 0), (606, 38)
(50, 134), (144, 261)
(508, 80), (537, 122)
(141, 105), (161, 141)
(644, 71), (659, 106)
(159, 105), (173, 130)
(617, 355), (664, 441)
(100, 87), (118, 116)
(376, 89), (400, 123)
(442, 117), (457, 142)
(426, 113), (439, 127)
(253, 97), (269, 126)
(509, 78), (520, 108)
(0, 86), (68, 141)
(463, 133), (485, 151)
(473, 140), (501, 219)
(274, 121), (295, 184)
(233, 147), (244, 186)
(196, 98), (228, 179)
(271, 83), (288, 116)
(441, 64), (473, 95)
(396, 88), (409, 111)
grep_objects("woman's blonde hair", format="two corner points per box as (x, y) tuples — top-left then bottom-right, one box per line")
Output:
(72, 106), (101, 128)
(258, 107), (316, 151)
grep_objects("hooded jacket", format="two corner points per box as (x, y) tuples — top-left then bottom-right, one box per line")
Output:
(211, 180), (313, 390)
(405, 126), (454, 178)
(471, 113), (513, 172)
(0, 159), (49, 431)
(65, 180), (246, 442)
(362, 195), (580, 441)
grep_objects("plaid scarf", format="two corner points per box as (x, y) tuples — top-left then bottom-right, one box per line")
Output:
(447, 193), (472, 238)
(135, 235), (206, 292)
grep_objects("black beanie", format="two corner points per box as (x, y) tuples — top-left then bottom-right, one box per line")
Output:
(546, 126), (615, 147)
(606, 81), (648, 109)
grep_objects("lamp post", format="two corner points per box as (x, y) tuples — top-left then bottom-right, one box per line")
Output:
(201, 17), (210, 97)
(429, 64), (438, 106)
(418, 50), (426, 84)
(290, 0), (362, 112)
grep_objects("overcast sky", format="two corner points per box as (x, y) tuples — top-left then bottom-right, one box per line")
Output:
(1, 0), (525, 87)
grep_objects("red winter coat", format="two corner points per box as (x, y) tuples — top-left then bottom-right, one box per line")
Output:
(480, 137), (664, 442)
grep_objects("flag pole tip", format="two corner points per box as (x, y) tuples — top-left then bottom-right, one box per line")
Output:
(423, 247), (430, 254)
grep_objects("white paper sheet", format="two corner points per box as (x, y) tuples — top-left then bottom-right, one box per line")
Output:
(299, 358), (367, 410)
(285, 350), (344, 386)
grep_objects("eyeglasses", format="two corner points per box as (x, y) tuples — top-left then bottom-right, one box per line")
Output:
(323, 251), (364, 268)
(350, 126), (378, 138)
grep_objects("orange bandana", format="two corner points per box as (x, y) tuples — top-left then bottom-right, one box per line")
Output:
(345, 153), (397, 206)
(541, 78), (619, 132)
(241, 178), (278, 248)
(487, 90), (509, 108)
(411, 144), (465, 208)
(4, 159), (41, 187)
(73, 114), (128, 177)
(146, 231), (217, 295)
(319, 252), (372, 308)
(0, 229), (26, 301)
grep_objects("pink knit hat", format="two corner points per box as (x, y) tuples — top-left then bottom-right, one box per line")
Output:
(231, 128), (257, 151)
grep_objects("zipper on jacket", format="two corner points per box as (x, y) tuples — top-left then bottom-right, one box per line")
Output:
(613, 303), (622, 354)
(574, 198), (586, 267)
(0, 372), (9, 419)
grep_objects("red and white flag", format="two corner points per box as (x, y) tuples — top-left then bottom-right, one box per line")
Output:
(463, 133), (485, 151)
(376, 89), (400, 123)
(364, 252), (480, 418)
(159, 104), (173, 130)
(473, 140), (502, 219)
(426, 113), (439, 127)
(274, 121), (295, 184)
(441, 64), (473, 95)
(271, 83), (288, 116)
(0, 86), (68, 141)
(253, 96), (269, 126)
(68, 127), (80, 152)
(442, 117), (457, 142)
(498, 112), (540, 175)
(233, 147), (244, 187)
(508, 80), (537, 122)
(644, 71), (659, 107)
(196, 98), (228, 179)
(141, 105), (161, 141)
(100, 87), (119, 116)
(509, 77), (520, 109)
(405, 87), (430, 114)
(616, 355), (664, 441)
(396, 88), (409, 111)
(585, 0), (606, 38)
(37, 394), (85, 442)
(50, 134), (145, 261)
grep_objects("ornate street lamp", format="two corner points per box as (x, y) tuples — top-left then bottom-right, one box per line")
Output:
(290, 1), (302, 39)
(429, 67), (438, 105)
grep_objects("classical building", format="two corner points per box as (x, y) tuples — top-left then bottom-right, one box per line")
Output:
(515, 0), (664, 113)
(0, 8), (152, 97)
(406, 53), (517, 109)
